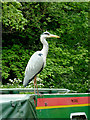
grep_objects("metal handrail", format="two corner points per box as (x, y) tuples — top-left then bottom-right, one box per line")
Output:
(0, 88), (71, 94)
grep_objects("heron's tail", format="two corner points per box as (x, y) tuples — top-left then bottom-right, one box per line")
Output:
(23, 76), (33, 87)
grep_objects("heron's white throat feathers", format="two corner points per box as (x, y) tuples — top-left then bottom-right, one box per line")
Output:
(40, 35), (49, 63)
(40, 35), (48, 46)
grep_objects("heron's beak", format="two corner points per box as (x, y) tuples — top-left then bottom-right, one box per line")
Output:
(50, 34), (60, 38)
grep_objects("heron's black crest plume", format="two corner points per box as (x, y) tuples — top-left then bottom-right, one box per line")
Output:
(43, 31), (50, 35)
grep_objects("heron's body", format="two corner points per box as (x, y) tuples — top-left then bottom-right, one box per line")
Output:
(23, 51), (44, 87)
(23, 31), (59, 94)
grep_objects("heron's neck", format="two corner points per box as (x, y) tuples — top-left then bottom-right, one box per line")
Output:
(40, 36), (49, 57)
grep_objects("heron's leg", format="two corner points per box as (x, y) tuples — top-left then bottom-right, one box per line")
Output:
(36, 78), (39, 95)
(34, 77), (36, 94)
(34, 76), (39, 95)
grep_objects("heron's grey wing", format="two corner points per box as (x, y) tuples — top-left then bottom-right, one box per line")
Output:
(23, 51), (44, 87)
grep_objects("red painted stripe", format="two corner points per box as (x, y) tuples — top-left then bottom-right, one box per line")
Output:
(37, 97), (89, 107)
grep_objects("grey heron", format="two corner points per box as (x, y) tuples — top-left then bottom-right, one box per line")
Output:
(23, 31), (60, 94)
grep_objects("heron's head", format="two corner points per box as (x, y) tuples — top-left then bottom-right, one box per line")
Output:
(41, 31), (60, 39)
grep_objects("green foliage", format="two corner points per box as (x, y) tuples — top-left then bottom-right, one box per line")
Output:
(39, 43), (89, 92)
(2, 2), (89, 92)
(2, 44), (34, 83)
(2, 2), (27, 32)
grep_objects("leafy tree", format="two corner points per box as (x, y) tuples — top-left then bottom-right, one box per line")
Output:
(2, 2), (27, 32)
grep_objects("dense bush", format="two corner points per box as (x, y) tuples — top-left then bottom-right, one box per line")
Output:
(39, 43), (89, 92)
(2, 2), (27, 32)
(2, 2), (89, 92)
(2, 44), (35, 83)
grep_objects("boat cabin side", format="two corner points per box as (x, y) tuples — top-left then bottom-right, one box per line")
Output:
(36, 93), (89, 119)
